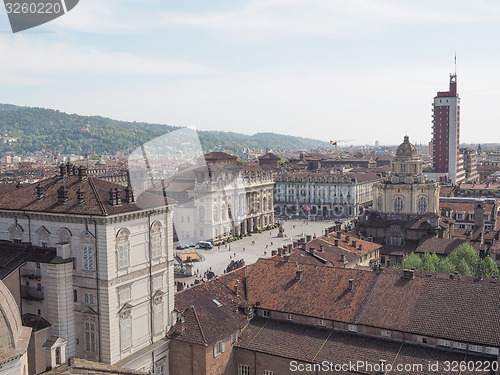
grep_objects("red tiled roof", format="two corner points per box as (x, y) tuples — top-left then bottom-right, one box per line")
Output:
(0, 175), (165, 216)
(246, 259), (378, 323)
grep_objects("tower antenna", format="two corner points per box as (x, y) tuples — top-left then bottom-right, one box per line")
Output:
(454, 52), (457, 75)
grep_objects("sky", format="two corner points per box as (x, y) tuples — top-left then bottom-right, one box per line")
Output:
(1, 0), (500, 146)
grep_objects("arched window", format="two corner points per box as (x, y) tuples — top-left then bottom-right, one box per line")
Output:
(81, 232), (95, 271)
(150, 221), (162, 258)
(418, 196), (427, 214)
(57, 227), (72, 244)
(394, 196), (404, 213)
(377, 195), (383, 211)
(9, 223), (24, 243)
(116, 228), (130, 269)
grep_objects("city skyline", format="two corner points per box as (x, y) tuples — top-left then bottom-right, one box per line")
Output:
(1, 1), (500, 147)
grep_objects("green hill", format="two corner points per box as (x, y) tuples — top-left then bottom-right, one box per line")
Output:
(0, 104), (329, 155)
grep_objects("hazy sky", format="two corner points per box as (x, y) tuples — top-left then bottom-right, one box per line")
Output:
(1, 0), (500, 146)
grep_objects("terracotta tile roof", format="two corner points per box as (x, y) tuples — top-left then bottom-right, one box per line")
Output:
(0, 175), (165, 216)
(22, 313), (51, 331)
(237, 318), (489, 374)
(246, 259), (378, 323)
(170, 274), (249, 346)
(408, 277), (500, 346)
(415, 237), (467, 255)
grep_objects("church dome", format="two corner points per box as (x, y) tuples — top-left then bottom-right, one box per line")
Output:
(396, 136), (417, 159)
(0, 280), (22, 353)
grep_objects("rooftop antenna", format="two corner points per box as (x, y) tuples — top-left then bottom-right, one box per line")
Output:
(454, 52), (457, 75)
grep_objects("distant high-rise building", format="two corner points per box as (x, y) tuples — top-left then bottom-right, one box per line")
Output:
(431, 74), (465, 184)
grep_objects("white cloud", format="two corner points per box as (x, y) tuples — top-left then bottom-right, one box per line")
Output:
(0, 35), (217, 84)
(160, 0), (500, 36)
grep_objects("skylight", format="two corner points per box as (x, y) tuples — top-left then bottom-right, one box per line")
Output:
(213, 299), (222, 307)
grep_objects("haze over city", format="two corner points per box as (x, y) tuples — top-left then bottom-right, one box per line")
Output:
(1, 0), (500, 145)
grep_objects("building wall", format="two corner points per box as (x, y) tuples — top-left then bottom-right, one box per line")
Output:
(169, 340), (206, 375)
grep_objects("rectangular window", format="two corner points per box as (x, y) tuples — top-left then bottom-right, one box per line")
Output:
(119, 286), (131, 304)
(238, 364), (250, 375)
(231, 332), (236, 344)
(153, 303), (163, 334)
(469, 345), (482, 353)
(317, 319), (325, 326)
(453, 342), (467, 350)
(286, 314), (294, 321)
(120, 318), (132, 350)
(85, 322), (96, 352)
(263, 371), (274, 375)
(438, 339), (450, 347)
(84, 292), (95, 306)
(151, 233), (161, 258)
(485, 347), (499, 355)
(381, 330), (391, 338)
(82, 245), (94, 271)
(213, 340), (225, 357)
(118, 243), (129, 268)
(348, 324), (357, 332)
(73, 290), (77, 302)
(262, 310), (270, 318)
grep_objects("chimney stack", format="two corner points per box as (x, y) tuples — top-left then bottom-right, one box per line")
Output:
(319, 245), (324, 252)
(345, 235), (350, 243)
(348, 279), (353, 291)
(59, 163), (66, 178)
(352, 240), (357, 248)
(77, 188), (84, 205)
(341, 254), (347, 263)
(334, 238), (339, 246)
(359, 244), (363, 251)
(124, 185), (134, 203)
(57, 186), (68, 204)
(402, 269), (415, 280)
(115, 188), (121, 205)
(36, 184), (43, 200)
(295, 269), (303, 281)
(66, 162), (72, 176)
(78, 166), (88, 181)
(72, 164), (77, 175)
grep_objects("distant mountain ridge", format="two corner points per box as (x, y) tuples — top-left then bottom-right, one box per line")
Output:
(0, 104), (329, 155)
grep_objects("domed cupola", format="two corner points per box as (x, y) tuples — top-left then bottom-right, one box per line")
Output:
(396, 135), (418, 160)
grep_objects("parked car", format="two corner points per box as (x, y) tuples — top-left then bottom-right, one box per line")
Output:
(198, 241), (214, 249)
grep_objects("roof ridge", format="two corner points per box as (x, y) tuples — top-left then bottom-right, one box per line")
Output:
(190, 305), (208, 346)
(88, 177), (107, 216)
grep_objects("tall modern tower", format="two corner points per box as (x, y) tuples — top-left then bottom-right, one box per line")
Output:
(431, 74), (465, 184)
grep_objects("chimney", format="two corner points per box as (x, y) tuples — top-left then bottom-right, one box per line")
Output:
(359, 244), (363, 251)
(319, 245), (324, 252)
(59, 163), (66, 178)
(66, 162), (72, 176)
(341, 254), (347, 263)
(368, 236), (373, 242)
(36, 184), (43, 200)
(77, 188), (84, 205)
(474, 202), (485, 230)
(78, 166), (88, 181)
(402, 269), (415, 280)
(337, 231), (341, 238)
(72, 164), (77, 175)
(345, 235), (350, 243)
(348, 279), (353, 291)
(115, 188), (121, 205)
(295, 269), (303, 281)
(352, 240), (357, 248)
(109, 189), (115, 205)
(234, 283), (239, 295)
(283, 254), (290, 262)
(57, 186), (68, 204)
(306, 235), (312, 242)
(334, 239), (339, 246)
(124, 186), (134, 203)
(177, 315), (185, 332)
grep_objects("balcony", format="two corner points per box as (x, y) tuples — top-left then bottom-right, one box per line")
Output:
(21, 285), (44, 301)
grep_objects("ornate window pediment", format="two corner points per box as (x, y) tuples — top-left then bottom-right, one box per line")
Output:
(118, 303), (133, 319)
(153, 290), (164, 305)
